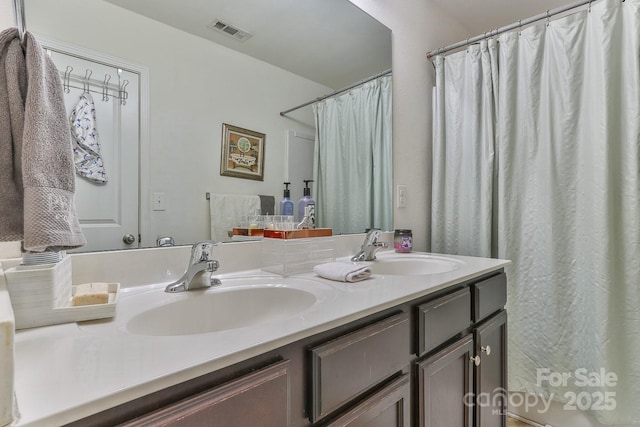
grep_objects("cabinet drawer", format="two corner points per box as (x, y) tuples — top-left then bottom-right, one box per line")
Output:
(310, 312), (410, 422)
(417, 287), (471, 357)
(472, 273), (506, 323)
(121, 360), (290, 427)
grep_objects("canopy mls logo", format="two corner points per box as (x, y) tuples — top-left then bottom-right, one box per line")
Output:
(464, 368), (618, 414)
(463, 387), (553, 415)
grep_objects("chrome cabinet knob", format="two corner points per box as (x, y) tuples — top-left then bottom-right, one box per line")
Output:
(122, 234), (136, 244)
(481, 345), (492, 356)
(470, 355), (481, 366)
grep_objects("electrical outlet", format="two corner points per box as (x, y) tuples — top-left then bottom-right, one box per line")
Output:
(397, 185), (407, 208)
(153, 192), (166, 211)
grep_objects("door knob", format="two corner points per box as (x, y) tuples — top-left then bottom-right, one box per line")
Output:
(481, 345), (492, 356)
(470, 355), (481, 366)
(123, 234), (136, 244)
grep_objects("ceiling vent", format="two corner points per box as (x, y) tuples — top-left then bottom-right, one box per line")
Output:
(207, 19), (253, 42)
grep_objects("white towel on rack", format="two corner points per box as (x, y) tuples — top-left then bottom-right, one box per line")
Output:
(69, 92), (108, 184)
(313, 261), (372, 283)
(209, 194), (260, 243)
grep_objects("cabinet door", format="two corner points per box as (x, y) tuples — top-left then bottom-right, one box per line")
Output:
(323, 374), (410, 427)
(121, 360), (290, 427)
(475, 311), (507, 427)
(417, 334), (474, 427)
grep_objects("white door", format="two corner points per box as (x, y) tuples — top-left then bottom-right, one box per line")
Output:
(285, 130), (315, 219)
(45, 47), (140, 252)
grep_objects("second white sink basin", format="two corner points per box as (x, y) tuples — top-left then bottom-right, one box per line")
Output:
(124, 277), (331, 336)
(370, 254), (462, 276)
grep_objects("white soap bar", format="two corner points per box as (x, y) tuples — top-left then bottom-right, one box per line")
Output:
(72, 282), (110, 306)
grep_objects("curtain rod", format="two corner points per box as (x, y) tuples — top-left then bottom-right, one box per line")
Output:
(426, 0), (595, 59)
(280, 68), (392, 116)
(12, 0), (26, 42)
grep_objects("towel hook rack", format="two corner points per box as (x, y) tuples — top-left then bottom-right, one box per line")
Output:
(102, 74), (111, 101)
(83, 69), (92, 93)
(119, 80), (129, 106)
(63, 66), (73, 94)
(12, 0), (26, 43)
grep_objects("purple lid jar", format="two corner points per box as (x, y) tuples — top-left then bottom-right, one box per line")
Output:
(394, 229), (413, 253)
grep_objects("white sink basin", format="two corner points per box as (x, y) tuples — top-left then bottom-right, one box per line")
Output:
(370, 255), (462, 276)
(124, 277), (331, 336)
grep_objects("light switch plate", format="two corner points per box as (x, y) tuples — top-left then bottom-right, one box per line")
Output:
(153, 192), (166, 211)
(397, 185), (407, 208)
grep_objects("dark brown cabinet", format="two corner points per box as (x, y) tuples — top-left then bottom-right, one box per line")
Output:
(415, 273), (508, 427)
(66, 270), (507, 427)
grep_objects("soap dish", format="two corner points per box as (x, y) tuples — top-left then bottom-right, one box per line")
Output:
(11, 283), (120, 330)
(4, 257), (120, 329)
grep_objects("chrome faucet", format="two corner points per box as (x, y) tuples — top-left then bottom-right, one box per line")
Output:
(351, 229), (389, 262)
(165, 241), (222, 293)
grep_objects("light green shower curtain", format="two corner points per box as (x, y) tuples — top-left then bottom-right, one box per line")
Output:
(432, 0), (640, 424)
(313, 75), (393, 235)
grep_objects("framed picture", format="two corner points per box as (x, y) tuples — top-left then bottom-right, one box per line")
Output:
(220, 123), (266, 181)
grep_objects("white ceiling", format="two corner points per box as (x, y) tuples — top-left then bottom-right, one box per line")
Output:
(431, 0), (576, 37)
(103, 0), (576, 90)
(104, 0), (392, 90)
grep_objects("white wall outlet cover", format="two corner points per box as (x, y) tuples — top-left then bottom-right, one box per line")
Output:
(396, 185), (407, 208)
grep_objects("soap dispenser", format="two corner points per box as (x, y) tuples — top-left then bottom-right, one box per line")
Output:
(280, 182), (294, 216)
(297, 179), (316, 227)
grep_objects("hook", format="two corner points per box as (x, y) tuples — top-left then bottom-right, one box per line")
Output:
(119, 80), (129, 106)
(83, 69), (92, 93)
(588, 1), (592, 12)
(63, 66), (73, 94)
(546, 10), (551, 27)
(102, 74), (111, 101)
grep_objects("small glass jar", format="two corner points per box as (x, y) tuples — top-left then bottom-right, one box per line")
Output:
(394, 229), (413, 253)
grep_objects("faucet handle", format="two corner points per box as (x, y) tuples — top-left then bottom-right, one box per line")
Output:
(365, 229), (382, 244)
(190, 241), (219, 264)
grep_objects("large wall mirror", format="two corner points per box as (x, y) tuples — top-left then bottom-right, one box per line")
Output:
(24, 0), (392, 252)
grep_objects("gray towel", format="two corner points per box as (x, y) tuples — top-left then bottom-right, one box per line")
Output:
(0, 28), (85, 252)
(259, 195), (275, 215)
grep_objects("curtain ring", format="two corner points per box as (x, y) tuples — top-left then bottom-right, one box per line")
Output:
(546, 10), (551, 26)
(588, 1), (592, 12)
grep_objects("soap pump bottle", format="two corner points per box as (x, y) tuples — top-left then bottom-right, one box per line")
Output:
(280, 182), (294, 216)
(297, 179), (316, 227)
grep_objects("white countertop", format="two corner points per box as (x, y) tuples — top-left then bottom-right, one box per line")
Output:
(11, 251), (509, 426)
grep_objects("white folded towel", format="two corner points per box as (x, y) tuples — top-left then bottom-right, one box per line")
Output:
(313, 261), (372, 283)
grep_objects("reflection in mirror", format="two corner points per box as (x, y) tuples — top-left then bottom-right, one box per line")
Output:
(24, 0), (392, 251)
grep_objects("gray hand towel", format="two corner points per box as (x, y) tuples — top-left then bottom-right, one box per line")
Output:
(259, 195), (275, 215)
(0, 28), (86, 252)
(0, 29), (25, 242)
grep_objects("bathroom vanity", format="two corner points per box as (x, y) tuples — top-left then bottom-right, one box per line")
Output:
(6, 242), (509, 427)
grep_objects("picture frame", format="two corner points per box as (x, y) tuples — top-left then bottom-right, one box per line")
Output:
(220, 123), (266, 181)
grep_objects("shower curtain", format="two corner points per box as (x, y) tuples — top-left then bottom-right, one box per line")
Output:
(432, 0), (640, 424)
(313, 75), (393, 235)
(432, 40), (498, 258)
